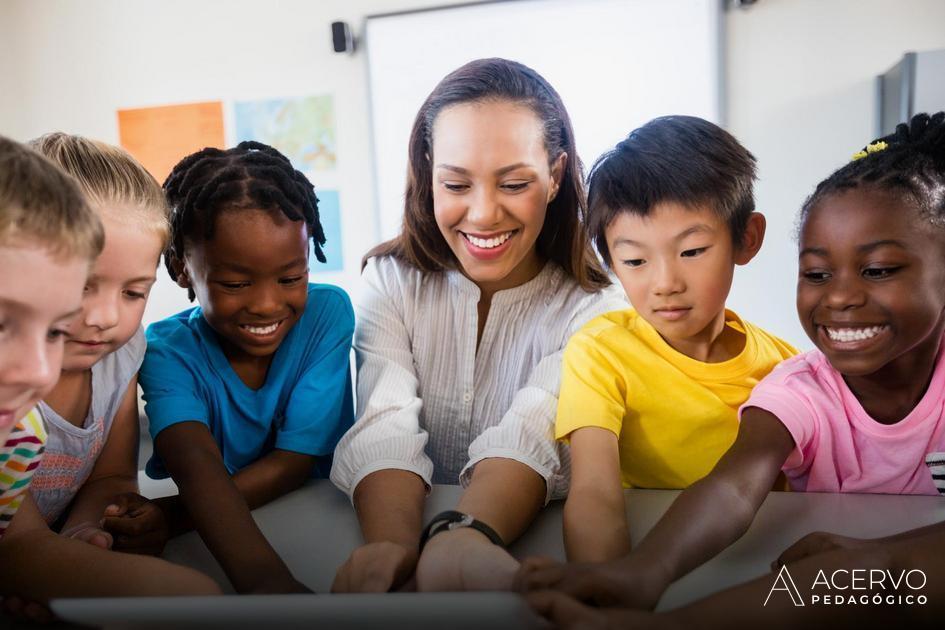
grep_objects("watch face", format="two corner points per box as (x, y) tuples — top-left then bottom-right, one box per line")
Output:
(448, 514), (475, 530)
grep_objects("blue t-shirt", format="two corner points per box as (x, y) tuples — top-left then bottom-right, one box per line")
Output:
(140, 283), (355, 479)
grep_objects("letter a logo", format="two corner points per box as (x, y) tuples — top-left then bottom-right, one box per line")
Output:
(764, 565), (805, 607)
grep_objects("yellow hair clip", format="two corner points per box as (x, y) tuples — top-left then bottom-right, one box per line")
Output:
(851, 140), (888, 161)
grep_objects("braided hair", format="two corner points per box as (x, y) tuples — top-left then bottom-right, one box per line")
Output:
(801, 112), (945, 227)
(163, 141), (326, 300)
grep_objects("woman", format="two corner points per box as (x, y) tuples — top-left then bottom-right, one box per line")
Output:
(330, 58), (625, 593)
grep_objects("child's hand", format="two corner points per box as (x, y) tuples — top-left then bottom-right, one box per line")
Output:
(774, 530), (870, 569)
(526, 590), (681, 630)
(415, 527), (519, 591)
(101, 492), (170, 556)
(515, 556), (662, 610)
(331, 541), (419, 593)
(60, 521), (114, 549)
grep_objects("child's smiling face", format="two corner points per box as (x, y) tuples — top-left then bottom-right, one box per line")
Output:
(797, 186), (945, 377)
(176, 208), (310, 363)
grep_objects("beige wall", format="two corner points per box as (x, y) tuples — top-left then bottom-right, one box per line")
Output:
(2, 0), (945, 345)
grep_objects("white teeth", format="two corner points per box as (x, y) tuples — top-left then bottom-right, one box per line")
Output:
(825, 325), (886, 342)
(242, 323), (279, 335)
(464, 231), (514, 249)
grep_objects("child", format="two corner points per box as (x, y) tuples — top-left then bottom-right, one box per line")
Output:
(0, 135), (219, 605)
(29, 133), (170, 553)
(518, 112), (945, 613)
(141, 141), (355, 593)
(548, 115), (797, 565)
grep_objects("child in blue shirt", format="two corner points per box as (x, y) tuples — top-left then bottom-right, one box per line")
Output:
(139, 142), (354, 594)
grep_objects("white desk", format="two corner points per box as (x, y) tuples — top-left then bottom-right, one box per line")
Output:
(154, 479), (945, 610)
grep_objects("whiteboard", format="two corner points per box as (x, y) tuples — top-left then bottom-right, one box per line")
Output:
(365, 0), (722, 240)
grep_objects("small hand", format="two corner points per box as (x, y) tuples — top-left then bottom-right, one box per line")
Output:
(774, 530), (870, 569)
(416, 527), (519, 592)
(60, 520), (114, 549)
(526, 590), (682, 630)
(515, 556), (662, 610)
(332, 541), (419, 593)
(101, 492), (170, 556)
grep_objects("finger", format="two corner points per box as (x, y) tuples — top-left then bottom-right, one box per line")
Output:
(359, 571), (395, 593)
(517, 564), (568, 593)
(526, 590), (602, 629)
(103, 493), (133, 517)
(514, 556), (561, 591)
(90, 530), (114, 549)
(102, 514), (151, 536)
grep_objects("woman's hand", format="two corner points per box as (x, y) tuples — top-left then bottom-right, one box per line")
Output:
(415, 527), (519, 592)
(332, 541), (419, 593)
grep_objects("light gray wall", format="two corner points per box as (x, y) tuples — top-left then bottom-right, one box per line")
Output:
(3, 0), (945, 347)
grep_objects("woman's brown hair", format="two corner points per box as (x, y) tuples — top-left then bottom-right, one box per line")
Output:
(364, 57), (609, 292)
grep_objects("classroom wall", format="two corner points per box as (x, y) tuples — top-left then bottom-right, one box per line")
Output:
(2, 0), (945, 347)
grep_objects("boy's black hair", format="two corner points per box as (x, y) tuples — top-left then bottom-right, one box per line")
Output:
(801, 112), (945, 226)
(586, 115), (757, 266)
(163, 141), (326, 300)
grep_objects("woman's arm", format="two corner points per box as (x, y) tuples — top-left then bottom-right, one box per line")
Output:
(153, 421), (308, 594)
(564, 427), (628, 562)
(59, 377), (140, 543)
(329, 260), (433, 592)
(415, 457), (545, 592)
(331, 469), (427, 593)
(0, 494), (221, 602)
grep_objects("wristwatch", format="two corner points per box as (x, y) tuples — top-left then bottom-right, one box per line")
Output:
(419, 510), (504, 551)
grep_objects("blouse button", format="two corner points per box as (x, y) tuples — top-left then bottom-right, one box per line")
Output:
(463, 391), (472, 403)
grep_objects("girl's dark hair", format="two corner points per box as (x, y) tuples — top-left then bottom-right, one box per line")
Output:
(364, 57), (609, 292)
(801, 112), (945, 226)
(163, 141), (325, 300)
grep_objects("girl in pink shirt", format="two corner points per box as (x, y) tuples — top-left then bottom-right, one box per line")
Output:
(518, 112), (945, 620)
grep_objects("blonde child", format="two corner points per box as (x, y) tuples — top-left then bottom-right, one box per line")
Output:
(0, 135), (219, 609)
(29, 133), (170, 553)
(521, 112), (945, 621)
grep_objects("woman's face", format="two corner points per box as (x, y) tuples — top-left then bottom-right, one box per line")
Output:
(431, 100), (564, 295)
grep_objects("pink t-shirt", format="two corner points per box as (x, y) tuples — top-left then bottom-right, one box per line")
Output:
(740, 348), (945, 495)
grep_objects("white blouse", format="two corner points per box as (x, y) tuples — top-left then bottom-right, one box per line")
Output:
(330, 255), (627, 502)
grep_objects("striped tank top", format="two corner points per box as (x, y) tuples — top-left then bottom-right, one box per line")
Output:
(0, 408), (47, 537)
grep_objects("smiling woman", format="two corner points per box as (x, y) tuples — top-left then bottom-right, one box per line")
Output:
(329, 58), (626, 594)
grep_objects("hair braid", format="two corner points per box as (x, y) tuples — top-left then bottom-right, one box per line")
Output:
(801, 112), (945, 227)
(163, 142), (326, 300)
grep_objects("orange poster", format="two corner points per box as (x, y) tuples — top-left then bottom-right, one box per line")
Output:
(117, 101), (225, 184)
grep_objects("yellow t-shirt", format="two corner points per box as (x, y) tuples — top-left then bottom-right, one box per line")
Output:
(556, 308), (797, 489)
